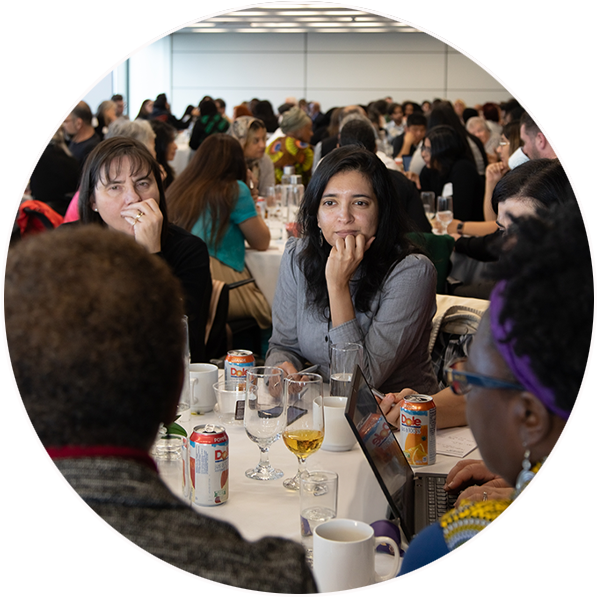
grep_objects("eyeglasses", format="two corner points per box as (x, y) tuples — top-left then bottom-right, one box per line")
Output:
(498, 140), (510, 146)
(421, 145), (431, 155)
(444, 358), (525, 395)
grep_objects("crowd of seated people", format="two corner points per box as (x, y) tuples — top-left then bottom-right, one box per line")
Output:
(11, 91), (590, 589)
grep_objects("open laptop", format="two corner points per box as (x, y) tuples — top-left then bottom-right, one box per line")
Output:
(344, 364), (458, 541)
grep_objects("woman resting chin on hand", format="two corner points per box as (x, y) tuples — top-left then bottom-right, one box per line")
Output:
(265, 146), (438, 394)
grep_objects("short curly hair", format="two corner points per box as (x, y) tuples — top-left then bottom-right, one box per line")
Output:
(5, 225), (185, 450)
(491, 203), (593, 413)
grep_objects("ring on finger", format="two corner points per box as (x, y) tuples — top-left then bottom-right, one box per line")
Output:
(482, 491), (488, 501)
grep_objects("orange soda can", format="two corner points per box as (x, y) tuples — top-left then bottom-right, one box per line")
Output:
(224, 349), (255, 385)
(399, 394), (436, 466)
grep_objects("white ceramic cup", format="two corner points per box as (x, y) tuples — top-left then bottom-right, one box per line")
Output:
(319, 396), (356, 452)
(313, 519), (401, 592)
(189, 363), (218, 413)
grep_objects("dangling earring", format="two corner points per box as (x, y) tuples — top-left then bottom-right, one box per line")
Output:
(515, 448), (535, 493)
(319, 228), (323, 247)
(2, 440), (8, 473)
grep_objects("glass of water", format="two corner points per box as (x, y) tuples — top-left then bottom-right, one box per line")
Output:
(420, 191), (435, 221)
(300, 470), (338, 565)
(436, 196), (454, 235)
(329, 342), (363, 397)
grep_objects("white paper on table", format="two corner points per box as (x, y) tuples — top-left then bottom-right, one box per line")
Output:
(436, 427), (477, 457)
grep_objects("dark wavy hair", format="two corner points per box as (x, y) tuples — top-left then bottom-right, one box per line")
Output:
(298, 146), (418, 318)
(78, 136), (169, 248)
(490, 203), (592, 412)
(165, 133), (247, 245)
(150, 119), (177, 189)
(425, 124), (472, 179)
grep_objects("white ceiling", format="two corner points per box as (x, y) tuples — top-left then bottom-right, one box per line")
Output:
(49, 0), (597, 33)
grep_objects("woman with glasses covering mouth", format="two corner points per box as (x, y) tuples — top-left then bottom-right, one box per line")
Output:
(398, 202), (592, 574)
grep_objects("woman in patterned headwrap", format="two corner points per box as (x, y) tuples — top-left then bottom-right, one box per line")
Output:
(399, 203), (592, 574)
(229, 116), (275, 199)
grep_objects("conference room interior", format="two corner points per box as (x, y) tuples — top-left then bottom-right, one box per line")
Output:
(0, 0), (598, 592)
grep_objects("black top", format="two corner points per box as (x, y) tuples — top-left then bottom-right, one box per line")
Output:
(454, 228), (503, 262)
(157, 224), (212, 363)
(388, 170), (432, 233)
(29, 144), (80, 216)
(419, 159), (485, 222)
(68, 133), (101, 167)
(392, 133), (417, 158)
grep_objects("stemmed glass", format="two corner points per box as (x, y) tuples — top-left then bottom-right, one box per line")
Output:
(420, 191), (436, 222)
(436, 196), (454, 235)
(244, 366), (287, 480)
(282, 373), (324, 490)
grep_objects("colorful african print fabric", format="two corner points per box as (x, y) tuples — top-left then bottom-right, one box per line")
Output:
(266, 136), (313, 187)
(441, 443), (597, 594)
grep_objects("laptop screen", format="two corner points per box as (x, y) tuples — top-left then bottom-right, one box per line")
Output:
(344, 364), (416, 539)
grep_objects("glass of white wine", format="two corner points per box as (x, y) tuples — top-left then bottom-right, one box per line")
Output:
(436, 195), (454, 235)
(244, 366), (287, 480)
(282, 373), (324, 491)
(420, 191), (436, 222)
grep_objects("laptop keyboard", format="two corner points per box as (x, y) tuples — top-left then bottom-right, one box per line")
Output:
(427, 476), (460, 523)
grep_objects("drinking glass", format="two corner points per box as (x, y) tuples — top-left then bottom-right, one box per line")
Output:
(266, 184), (284, 240)
(436, 196), (454, 235)
(244, 366), (287, 480)
(420, 191), (435, 221)
(329, 342), (363, 398)
(282, 373), (324, 490)
(300, 470), (338, 565)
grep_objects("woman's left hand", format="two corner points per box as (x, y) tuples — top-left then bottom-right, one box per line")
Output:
(121, 198), (163, 254)
(325, 234), (375, 292)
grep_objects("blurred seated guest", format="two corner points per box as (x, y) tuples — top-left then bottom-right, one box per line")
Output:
(520, 111), (557, 160)
(136, 99), (154, 120)
(215, 98), (231, 123)
(421, 100), (432, 116)
(180, 104), (200, 129)
(461, 107), (478, 124)
(399, 201), (592, 573)
(62, 100), (101, 167)
(229, 116), (275, 199)
(2, 100), (37, 158)
(94, 100), (118, 140)
(392, 112), (427, 160)
(482, 101), (502, 135)
(28, 128), (79, 216)
(266, 146), (438, 394)
(384, 102), (405, 143)
(338, 116), (431, 232)
(166, 134), (272, 342)
(111, 94), (127, 120)
(266, 106), (314, 186)
(311, 106), (335, 146)
(5, 225), (316, 593)
(189, 99), (230, 151)
(62, 119), (159, 223)
(73, 137), (212, 363)
(420, 124), (485, 222)
(466, 116), (501, 164)
(453, 98), (466, 122)
(309, 101), (327, 131)
(311, 106), (347, 165)
(150, 93), (187, 131)
(150, 120), (178, 189)
(233, 103), (253, 119)
(252, 100), (279, 133)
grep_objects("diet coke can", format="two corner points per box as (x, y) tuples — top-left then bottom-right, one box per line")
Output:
(189, 424), (229, 506)
(224, 349), (255, 385)
(399, 394), (436, 466)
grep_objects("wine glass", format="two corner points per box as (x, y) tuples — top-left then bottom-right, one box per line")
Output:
(436, 196), (454, 235)
(282, 373), (324, 490)
(420, 191), (435, 222)
(243, 366), (287, 480)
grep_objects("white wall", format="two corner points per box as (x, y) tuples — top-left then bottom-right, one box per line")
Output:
(169, 31), (594, 143)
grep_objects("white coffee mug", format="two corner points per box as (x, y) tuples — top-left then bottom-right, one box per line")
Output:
(189, 363), (218, 413)
(319, 396), (356, 452)
(313, 519), (401, 592)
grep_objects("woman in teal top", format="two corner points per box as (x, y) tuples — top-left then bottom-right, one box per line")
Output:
(166, 134), (272, 333)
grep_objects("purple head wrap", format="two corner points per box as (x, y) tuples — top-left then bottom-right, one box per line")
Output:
(489, 281), (570, 421)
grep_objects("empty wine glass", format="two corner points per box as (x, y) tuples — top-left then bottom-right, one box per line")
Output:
(282, 373), (324, 491)
(420, 191), (435, 221)
(244, 366), (287, 480)
(436, 196), (454, 235)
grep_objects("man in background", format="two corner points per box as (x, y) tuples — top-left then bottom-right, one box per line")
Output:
(520, 111), (557, 160)
(62, 100), (101, 166)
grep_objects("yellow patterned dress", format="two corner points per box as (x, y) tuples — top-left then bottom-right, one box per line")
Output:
(266, 136), (314, 187)
(441, 443), (597, 594)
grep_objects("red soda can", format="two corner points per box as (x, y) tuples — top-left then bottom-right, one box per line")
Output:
(225, 349), (255, 385)
(399, 394), (436, 466)
(189, 424), (229, 506)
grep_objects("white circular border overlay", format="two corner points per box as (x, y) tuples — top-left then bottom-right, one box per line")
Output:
(2, 0), (597, 595)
